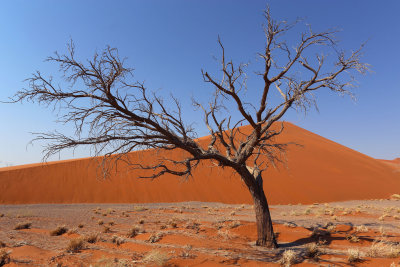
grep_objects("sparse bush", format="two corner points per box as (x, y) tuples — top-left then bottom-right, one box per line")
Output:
(0, 249), (11, 266)
(127, 226), (142, 238)
(97, 220), (104, 225)
(84, 234), (98, 244)
(133, 206), (148, 212)
(367, 241), (400, 258)
(0, 242), (5, 248)
(279, 249), (297, 266)
(66, 238), (85, 253)
(354, 225), (368, 233)
(68, 228), (78, 235)
(143, 249), (169, 266)
(347, 249), (363, 263)
(217, 229), (237, 240)
(228, 220), (241, 229)
(103, 226), (111, 233)
(50, 225), (68, 236)
(346, 234), (360, 243)
(283, 222), (297, 228)
(310, 227), (330, 239)
(78, 224), (84, 228)
(304, 243), (322, 260)
(148, 232), (163, 243)
(390, 194), (400, 200)
(0, 214), (4, 218)
(111, 235), (125, 246)
(138, 219), (145, 224)
(14, 222), (31, 230)
(108, 221), (115, 226)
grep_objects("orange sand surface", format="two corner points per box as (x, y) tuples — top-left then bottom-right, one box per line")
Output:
(0, 122), (399, 204)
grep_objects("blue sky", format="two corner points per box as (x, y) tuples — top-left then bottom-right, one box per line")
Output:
(0, 0), (399, 167)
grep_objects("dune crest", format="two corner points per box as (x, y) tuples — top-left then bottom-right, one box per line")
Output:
(1, 122), (398, 204)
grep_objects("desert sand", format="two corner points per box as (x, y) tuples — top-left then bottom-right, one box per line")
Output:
(0, 122), (399, 205)
(1, 200), (400, 266)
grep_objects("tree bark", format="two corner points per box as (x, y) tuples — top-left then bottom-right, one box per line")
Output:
(240, 167), (278, 248)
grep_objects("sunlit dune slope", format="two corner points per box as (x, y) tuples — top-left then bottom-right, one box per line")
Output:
(1, 122), (399, 204)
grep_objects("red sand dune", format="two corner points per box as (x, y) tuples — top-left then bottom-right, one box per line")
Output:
(0, 122), (399, 205)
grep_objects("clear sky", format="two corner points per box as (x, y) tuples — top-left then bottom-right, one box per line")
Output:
(0, 0), (399, 167)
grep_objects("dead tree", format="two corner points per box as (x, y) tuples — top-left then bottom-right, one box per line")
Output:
(12, 8), (368, 248)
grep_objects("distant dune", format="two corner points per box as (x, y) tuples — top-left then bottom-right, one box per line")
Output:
(1, 122), (399, 205)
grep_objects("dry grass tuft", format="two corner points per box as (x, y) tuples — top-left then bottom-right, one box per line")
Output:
(346, 234), (360, 243)
(279, 249), (297, 266)
(304, 243), (322, 260)
(111, 235), (125, 246)
(228, 220), (241, 229)
(0, 249), (11, 266)
(0, 242), (5, 248)
(283, 222), (297, 228)
(367, 241), (400, 258)
(354, 225), (368, 233)
(148, 232), (163, 243)
(50, 225), (68, 236)
(66, 238), (85, 253)
(127, 226), (140, 238)
(103, 226), (111, 233)
(347, 248), (363, 263)
(78, 223), (84, 228)
(84, 233), (98, 244)
(390, 194), (400, 200)
(14, 222), (31, 230)
(143, 249), (169, 266)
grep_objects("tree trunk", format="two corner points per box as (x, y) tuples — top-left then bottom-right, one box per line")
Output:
(252, 176), (278, 248)
(240, 167), (278, 248)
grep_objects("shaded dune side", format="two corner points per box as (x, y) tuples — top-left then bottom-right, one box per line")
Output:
(0, 122), (399, 204)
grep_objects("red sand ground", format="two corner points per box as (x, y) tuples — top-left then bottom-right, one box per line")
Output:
(0, 122), (399, 205)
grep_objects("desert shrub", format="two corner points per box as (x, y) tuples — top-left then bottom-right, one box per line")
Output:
(97, 220), (104, 225)
(390, 194), (400, 200)
(283, 222), (297, 228)
(304, 243), (321, 260)
(279, 249), (297, 266)
(78, 224), (84, 228)
(0, 249), (10, 266)
(143, 249), (169, 266)
(0, 214), (4, 218)
(310, 227), (330, 239)
(367, 241), (400, 258)
(346, 234), (360, 243)
(167, 218), (178, 228)
(347, 249), (363, 263)
(103, 226), (111, 233)
(84, 234), (98, 244)
(354, 225), (368, 233)
(108, 221), (115, 226)
(14, 222), (31, 230)
(217, 229), (237, 240)
(0, 242), (5, 248)
(50, 225), (68, 236)
(133, 206), (148, 212)
(228, 220), (241, 229)
(66, 238), (84, 253)
(148, 232), (163, 243)
(127, 226), (140, 238)
(111, 235), (125, 246)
